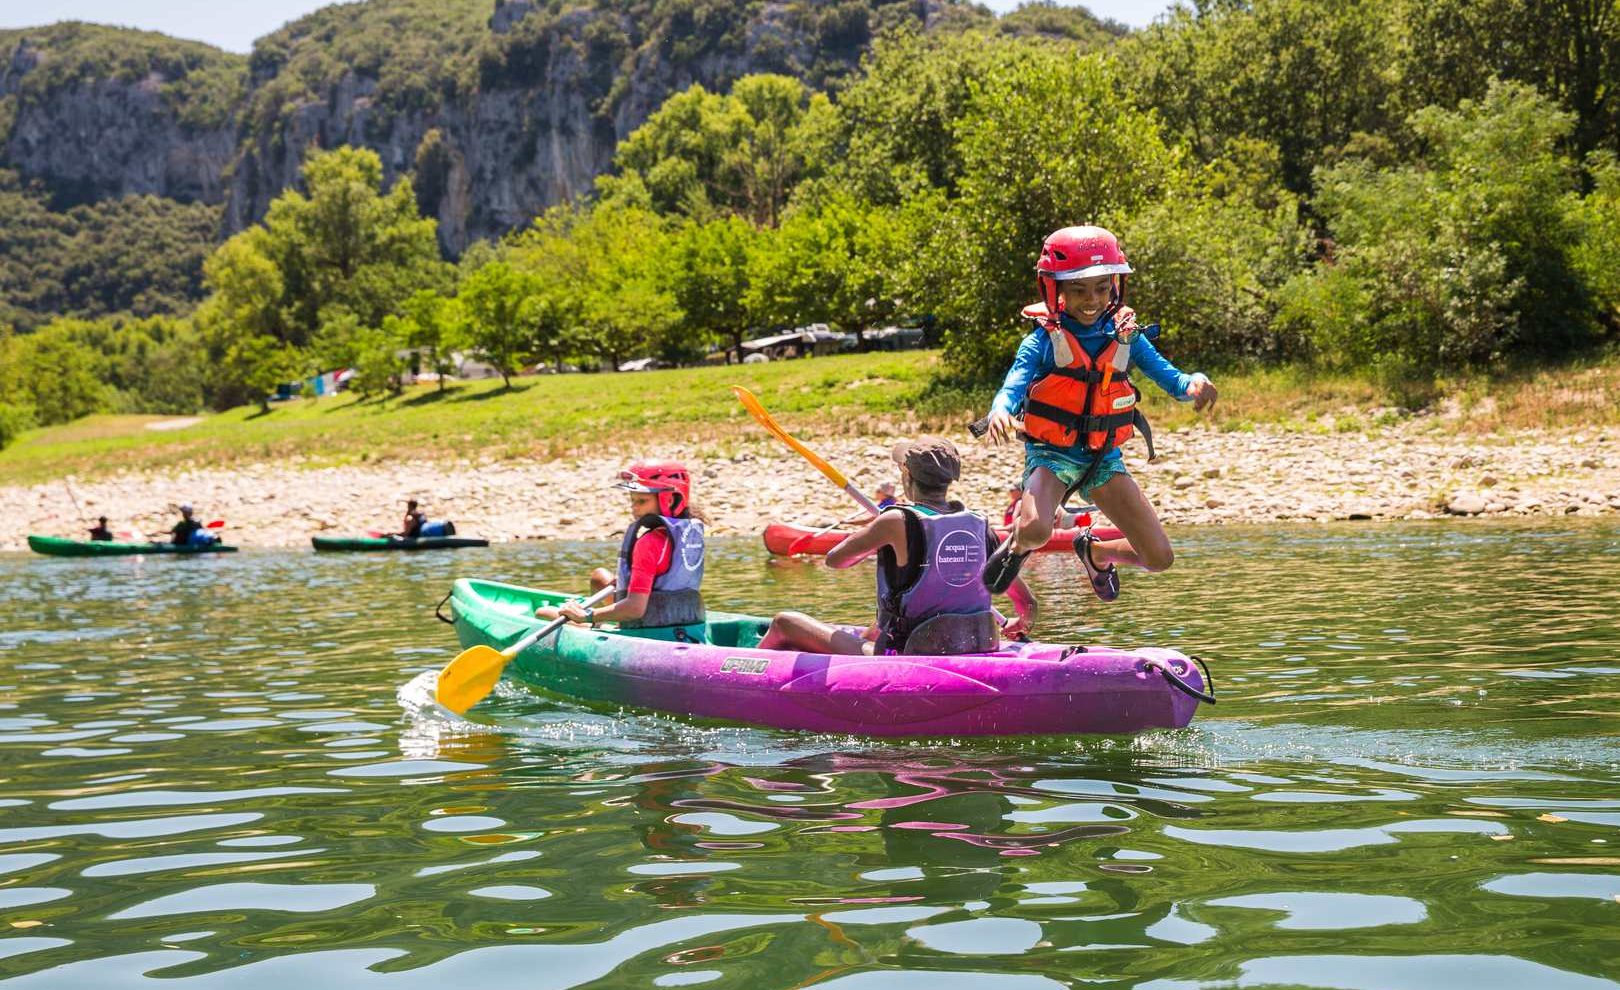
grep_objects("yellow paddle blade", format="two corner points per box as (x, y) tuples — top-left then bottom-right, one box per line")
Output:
(434, 644), (510, 715)
(730, 386), (851, 488)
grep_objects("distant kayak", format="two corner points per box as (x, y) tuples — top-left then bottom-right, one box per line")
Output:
(27, 535), (236, 557)
(445, 578), (1212, 736)
(311, 536), (490, 552)
(761, 521), (1123, 557)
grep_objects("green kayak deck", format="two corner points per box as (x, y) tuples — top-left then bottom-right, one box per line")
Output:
(311, 535), (490, 552)
(27, 535), (237, 557)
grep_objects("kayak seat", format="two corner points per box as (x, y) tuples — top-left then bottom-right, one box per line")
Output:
(703, 618), (772, 649)
(901, 612), (1001, 656)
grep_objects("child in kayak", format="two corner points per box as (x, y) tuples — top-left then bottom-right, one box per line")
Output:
(758, 437), (1037, 655)
(88, 516), (113, 542)
(536, 461), (708, 643)
(981, 225), (1217, 601)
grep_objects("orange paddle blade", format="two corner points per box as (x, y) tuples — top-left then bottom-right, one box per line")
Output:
(730, 386), (852, 489)
(434, 644), (509, 715)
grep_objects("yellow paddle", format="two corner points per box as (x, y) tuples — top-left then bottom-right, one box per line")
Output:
(434, 582), (617, 714)
(731, 386), (879, 515)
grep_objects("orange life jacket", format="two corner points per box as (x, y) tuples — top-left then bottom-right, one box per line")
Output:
(1019, 303), (1149, 456)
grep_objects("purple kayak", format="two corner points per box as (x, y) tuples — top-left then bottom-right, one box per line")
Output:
(444, 579), (1214, 736)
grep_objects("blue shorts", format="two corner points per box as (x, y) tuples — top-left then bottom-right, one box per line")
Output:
(1021, 443), (1129, 502)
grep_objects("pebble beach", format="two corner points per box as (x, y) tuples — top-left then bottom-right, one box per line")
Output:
(6, 419), (1617, 551)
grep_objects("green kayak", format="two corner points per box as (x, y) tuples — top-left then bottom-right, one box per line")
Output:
(311, 535), (490, 552)
(27, 535), (237, 557)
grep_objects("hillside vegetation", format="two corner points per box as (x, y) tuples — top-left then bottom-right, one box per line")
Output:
(0, 0), (1616, 461)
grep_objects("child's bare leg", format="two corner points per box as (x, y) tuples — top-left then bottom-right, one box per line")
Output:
(1088, 473), (1174, 572)
(758, 612), (870, 655)
(1011, 468), (1064, 553)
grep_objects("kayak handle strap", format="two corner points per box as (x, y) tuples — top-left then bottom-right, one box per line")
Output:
(1144, 655), (1217, 706)
(435, 591), (455, 625)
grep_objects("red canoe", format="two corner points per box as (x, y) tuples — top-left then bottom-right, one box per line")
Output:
(762, 520), (1123, 557)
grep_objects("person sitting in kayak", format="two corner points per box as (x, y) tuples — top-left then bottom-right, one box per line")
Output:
(981, 225), (1217, 602)
(757, 437), (1037, 656)
(399, 500), (426, 539)
(536, 461), (708, 644)
(167, 505), (214, 546)
(88, 516), (113, 542)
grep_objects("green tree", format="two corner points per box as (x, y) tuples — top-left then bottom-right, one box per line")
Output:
(458, 261), (540, 387)
(747, 192), (914, 346)
(1119, 141), (1313, 364)
(203, 146), (446, 349)
(1120, 0), (1396, 196)
(1395, 0), (1619, 158)
(395, 290), (466, 391)
(9, 328), (110, 425)
(225, 333), (303, 413)
(933, 49), (1182, 377)
(1573, 152), (1620, 329)
(1279, 81), (1593, 378)
(823, 28), (1005, 205)
(607, 75), (830, 226)
(669, 216), (760, 361)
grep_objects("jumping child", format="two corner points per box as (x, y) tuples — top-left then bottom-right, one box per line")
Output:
(981, 225), (1217, 601)
(536, 462), (708, 644)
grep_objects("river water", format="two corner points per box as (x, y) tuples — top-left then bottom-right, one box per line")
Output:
(2, 522), (1618, 988)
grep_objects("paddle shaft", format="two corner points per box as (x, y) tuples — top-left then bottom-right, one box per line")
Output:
(63, 479), (90, 528)
(502, 583), (618, 659)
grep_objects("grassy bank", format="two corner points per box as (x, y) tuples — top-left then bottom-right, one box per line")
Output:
(3, 348), (1618, 484)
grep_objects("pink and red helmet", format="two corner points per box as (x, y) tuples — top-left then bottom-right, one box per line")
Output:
(614, 461), (692, 517)
(1036, 225), (1132, 317)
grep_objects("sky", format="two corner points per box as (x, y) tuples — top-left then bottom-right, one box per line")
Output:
(1, 0), (1177, 53)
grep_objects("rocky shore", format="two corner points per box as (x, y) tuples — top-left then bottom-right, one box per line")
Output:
(5, 422), (1617, 551)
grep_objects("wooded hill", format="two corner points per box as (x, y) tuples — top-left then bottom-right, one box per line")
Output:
(0, 0), (1120, 332)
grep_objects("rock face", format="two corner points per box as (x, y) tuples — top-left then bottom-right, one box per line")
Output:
(0, 32), (241, 205)
(4, 0), (954, 254)
(223, 0), (909, 253)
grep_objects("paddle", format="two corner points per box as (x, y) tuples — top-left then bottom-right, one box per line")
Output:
(434, 582), (617, 715)
(63, 479), (90, 529)
(732, 386), (880, 516)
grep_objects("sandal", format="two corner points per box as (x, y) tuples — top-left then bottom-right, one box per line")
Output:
(981, 536), (1032, 594)
(1075, 528), (1120, 603)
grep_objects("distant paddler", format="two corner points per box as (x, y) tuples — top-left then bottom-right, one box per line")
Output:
(154, 505), (223, 547)
(396, 499), (458, 539)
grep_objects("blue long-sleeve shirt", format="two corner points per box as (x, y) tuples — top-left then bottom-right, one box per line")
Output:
(992, 311), (1197, 418)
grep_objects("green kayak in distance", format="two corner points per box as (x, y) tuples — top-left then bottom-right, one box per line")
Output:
(27, 535), (238, 557)
(311, 535), (491, 552)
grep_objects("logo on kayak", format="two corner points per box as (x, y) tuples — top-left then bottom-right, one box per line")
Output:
(934, 528), (985, 587)
(721, 656), (769, 675)
(679, 524), (705, 571)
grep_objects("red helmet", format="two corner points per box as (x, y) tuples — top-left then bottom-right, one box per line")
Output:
(1036, 225), (1132, 318)
(614, 461), (692, 517)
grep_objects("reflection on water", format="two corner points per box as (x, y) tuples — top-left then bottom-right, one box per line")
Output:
(1, 522), (1618, 988)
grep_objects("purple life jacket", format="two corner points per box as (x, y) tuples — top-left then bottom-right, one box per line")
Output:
(616, 514), (706, 629)
(874, 505), (996, 655)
